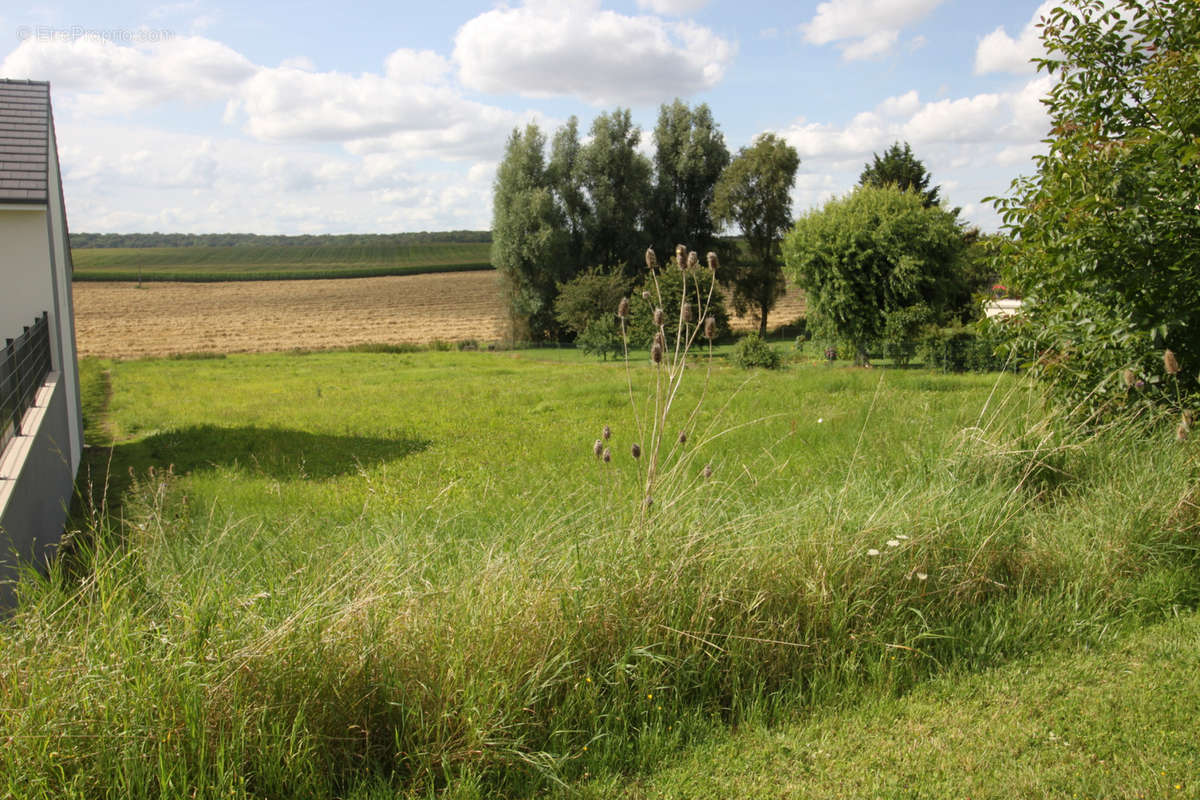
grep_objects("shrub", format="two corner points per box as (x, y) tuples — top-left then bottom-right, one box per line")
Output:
(923, 324), (1010, 373)
(553, 268), (631, 337)
(576, 315), (623, 360)
(882, 304), (933, 366)
(731, 333), (782, 369)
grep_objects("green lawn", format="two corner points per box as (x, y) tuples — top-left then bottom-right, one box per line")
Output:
(3, 350), (1198, 798)
(71, 241), (493, 281)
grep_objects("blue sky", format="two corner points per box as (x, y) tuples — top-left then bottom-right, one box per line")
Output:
(1, 0), (1056, 234)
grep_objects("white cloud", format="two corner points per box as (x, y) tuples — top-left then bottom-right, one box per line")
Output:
(452, 0), (735, 105)
(974, 0), (1055, 74)
(841, 30), (897, 61)
(55, 123), (494, 233)
(801, 0), (945, 59)
(635, 0), (709, 14)
(1, 35), (256, 113)
(776, 75), (1053, 229)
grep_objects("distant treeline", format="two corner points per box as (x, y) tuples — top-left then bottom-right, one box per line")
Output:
(70, 231), (493, 249)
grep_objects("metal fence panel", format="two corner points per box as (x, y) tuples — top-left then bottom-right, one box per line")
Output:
(0, 312), (53, 455)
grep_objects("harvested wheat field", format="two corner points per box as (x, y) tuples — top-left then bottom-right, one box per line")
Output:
(73, 269), (808, 359)
(73, 271), (510, 359)
(727, 286), (806, 334)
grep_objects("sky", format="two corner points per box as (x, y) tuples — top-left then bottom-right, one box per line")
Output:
(1, 0), (1058, 235)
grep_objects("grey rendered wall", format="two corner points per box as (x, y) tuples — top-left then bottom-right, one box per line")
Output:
(0, 377), (74, 609)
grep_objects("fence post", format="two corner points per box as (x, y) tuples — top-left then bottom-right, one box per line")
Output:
(4, 338), (14, 441)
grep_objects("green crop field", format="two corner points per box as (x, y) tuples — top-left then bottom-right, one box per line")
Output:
(71, 241), (494, 281)
(3, 348), (1199, 799)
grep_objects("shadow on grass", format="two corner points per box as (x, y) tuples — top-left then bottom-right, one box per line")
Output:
(75, 424), (431, 512)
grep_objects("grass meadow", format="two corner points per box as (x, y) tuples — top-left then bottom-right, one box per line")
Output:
(2, 348), (1199, 798)
(70, 242), (493, 281)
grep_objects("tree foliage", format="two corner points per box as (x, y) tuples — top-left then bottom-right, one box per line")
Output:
(581, 109), (653, 274)
(783, 185), (966, 364)
(991, 0), (1200, 411)
(711, 133), (800, 337)
(858, 141), (941, 208)
(491, 125), (567, 341)
(648, 100), (731, 261)
(553, 268), (630, 337)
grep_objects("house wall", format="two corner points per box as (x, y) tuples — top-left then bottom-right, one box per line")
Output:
(46, 120), (82, 473)
(0, 208), (54, 343)
(0, 374), (73, 609)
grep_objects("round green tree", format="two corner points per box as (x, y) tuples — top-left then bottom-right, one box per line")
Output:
(782, 185), (965, 365)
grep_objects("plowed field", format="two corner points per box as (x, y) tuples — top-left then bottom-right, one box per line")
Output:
(72, 271), (510, 359)
(72, 270), (806, 359)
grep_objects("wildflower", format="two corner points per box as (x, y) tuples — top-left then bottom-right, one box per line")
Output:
(1165, 349), (1181, 375)
(886, 539), (900, 547)
(681, 302), (693, 323)
(707, 251), (718, 271)
(678, 430), (687, 444)
(603, 425), (611, 440)
(654, 307), (665, 327)
(896, 534), (909, 540)
(817, 418), (824, 424)
(866, 548), (880, 557)
(645, 246), (658, 271)
(632, 443), (641, 459)
(704, 316), (716, 340)
(593, 439), (603, 458)
(617, 297), (629, 319)
(1123, 369), (1137, 388)
(602, 447), (611, 463)
(915, 572), (928, 581)
(642, 290), (651, 300)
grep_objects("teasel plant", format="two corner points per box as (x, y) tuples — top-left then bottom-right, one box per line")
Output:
(605, 242), (722, 515)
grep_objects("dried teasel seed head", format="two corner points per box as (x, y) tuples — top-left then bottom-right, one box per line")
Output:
(594, 439), (603, 458)
(653, 307), (665, 327)
(678, 430), (687, 444)
(681, 303), (693, 323)
(1164, 349), (1181, 375)
(645, 246), (658, 271)
(687, 250), (699, 270)
(631, 443), (642, 459)
(617, 297), (629, 319)
(602, 447), (611, 463)
(675, 243), (687, 267)
(651, 341), (664, 364)
(603, 425), (611, 440)
(706, 251), (718, 271)
(704, 316), (716, 340)
(1123, 369), (1136, 388)
(702, 463), (712, 479)
(654, 330), (666, 350)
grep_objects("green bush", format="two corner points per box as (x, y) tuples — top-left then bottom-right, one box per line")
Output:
(882, 304), (933, 366)
(576, 315), (624, 360)
(923, 324), (1011, 373)
(731, 333), (782, 369)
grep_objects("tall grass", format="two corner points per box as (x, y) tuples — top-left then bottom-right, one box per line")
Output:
(2, 354), (1198, 798)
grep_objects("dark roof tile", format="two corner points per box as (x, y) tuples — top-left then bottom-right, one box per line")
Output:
(0, 80), (49, 204)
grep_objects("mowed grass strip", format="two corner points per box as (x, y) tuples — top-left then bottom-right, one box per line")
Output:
(602, 609), (1200, 800)
(4, 351), (1199, 799)
(71, 241), (493, 281)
